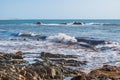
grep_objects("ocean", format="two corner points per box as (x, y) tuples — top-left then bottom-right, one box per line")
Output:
(0, 19), (120, 72)
(0, 19), (120, 41)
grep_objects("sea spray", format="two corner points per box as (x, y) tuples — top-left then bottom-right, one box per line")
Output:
(18, 32), (41, 37)
(47, 33), (77, 44)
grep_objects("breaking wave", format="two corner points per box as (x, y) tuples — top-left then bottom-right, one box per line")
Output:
(96, 41), (120, 51)
(17, 32), (41, 37)
(47, 33), (77, 44)
(86, 23), (120, 26)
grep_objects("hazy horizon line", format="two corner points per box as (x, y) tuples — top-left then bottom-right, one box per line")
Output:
(0, 18), (120, 20)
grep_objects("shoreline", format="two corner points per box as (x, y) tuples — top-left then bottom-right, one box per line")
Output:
(0, 36), (120, 74)
(0, 51), (120, 80)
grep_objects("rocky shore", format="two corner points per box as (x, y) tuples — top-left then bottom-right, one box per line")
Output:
(0, 51), (120, 80)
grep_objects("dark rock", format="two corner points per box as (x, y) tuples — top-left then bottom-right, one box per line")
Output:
(49, 58), (87, 67)
(88, 65), (120, 80)
(15, 51), (23, 58)
(36, 22), (42, 24)
(2, 51), (120, 80)
(73, 22), (82, 25)
(39, 36), (47, 40)
(15, 51), (23, 55)
(20, 34), (32, 37)
(23, 38), (28, 41)
(71, 75), (87, 80)
(0, 51), (86, 80)
(102, 65), (118, 72)
(78, 42), (91, 48)
(76, 37), (105, 45)
(49, 58), (66, 64)
(41, 52), (77, 59)
(11, 54), (23, 59)
(65, 59), (87, 66)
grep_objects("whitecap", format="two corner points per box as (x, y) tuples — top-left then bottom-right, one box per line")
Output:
(18, 32), (41, 37)
(46, 33), (77, 44)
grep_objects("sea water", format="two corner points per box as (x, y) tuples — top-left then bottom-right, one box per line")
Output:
(0, 19), (120, 72)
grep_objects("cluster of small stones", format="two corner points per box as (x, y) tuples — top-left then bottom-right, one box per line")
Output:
(0, 51), (120, 80)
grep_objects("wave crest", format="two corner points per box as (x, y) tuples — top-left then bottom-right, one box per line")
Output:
(47, 33), (77, 44)
(18, 32), (41, 37)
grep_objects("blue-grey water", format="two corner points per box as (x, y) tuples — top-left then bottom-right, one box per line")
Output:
(0, 19), (120, 42)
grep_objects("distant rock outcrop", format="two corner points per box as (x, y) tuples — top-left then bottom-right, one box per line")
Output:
(36, 22), (42, 24)
(73, 22), (82, 25)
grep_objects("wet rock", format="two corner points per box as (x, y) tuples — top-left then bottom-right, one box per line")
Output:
(102, 65), (118, 71)
(11, 54), (23, 59)
(36, 22), (42, 24)
(23, 38), (28, 41)
(76, 37), (105, 45)
(12, 51), (23, 59)
(88, 65), (120, 80)
(39, 36), (47, 40)
(10, 38), (18, 40)
(50, 58), (87, 67)
(73, 22), (82, 25)
(65, 59), (87, 66)
(41, 52), (77, 59)
(16, 51), (23, 55)
(1, 51), (120, 80)
(31, 61), (86, 79)
(6, 52), (23, 59)
(71, 75), (87, 80)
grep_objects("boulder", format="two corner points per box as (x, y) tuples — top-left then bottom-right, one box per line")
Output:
(73, 22), (82, 25)
(88, 65), (120, 80)
(71, 75), (87, 80)
(41, 52), (77, 59)
(76, 37), (105, 45)
(36, 22), (42, 24)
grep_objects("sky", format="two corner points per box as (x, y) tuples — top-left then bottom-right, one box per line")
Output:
(0, 0), (120, 19)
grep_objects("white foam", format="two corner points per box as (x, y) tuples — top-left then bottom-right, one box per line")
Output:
(47, 33), (77, 44)
(96, 41), (120, 50)
(18, 32), (41, 37)
(42, 23), (60, 26)
(0, 39), (120, 73)
(23, 58), (43, 64)
(84, 22), (103, 26)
